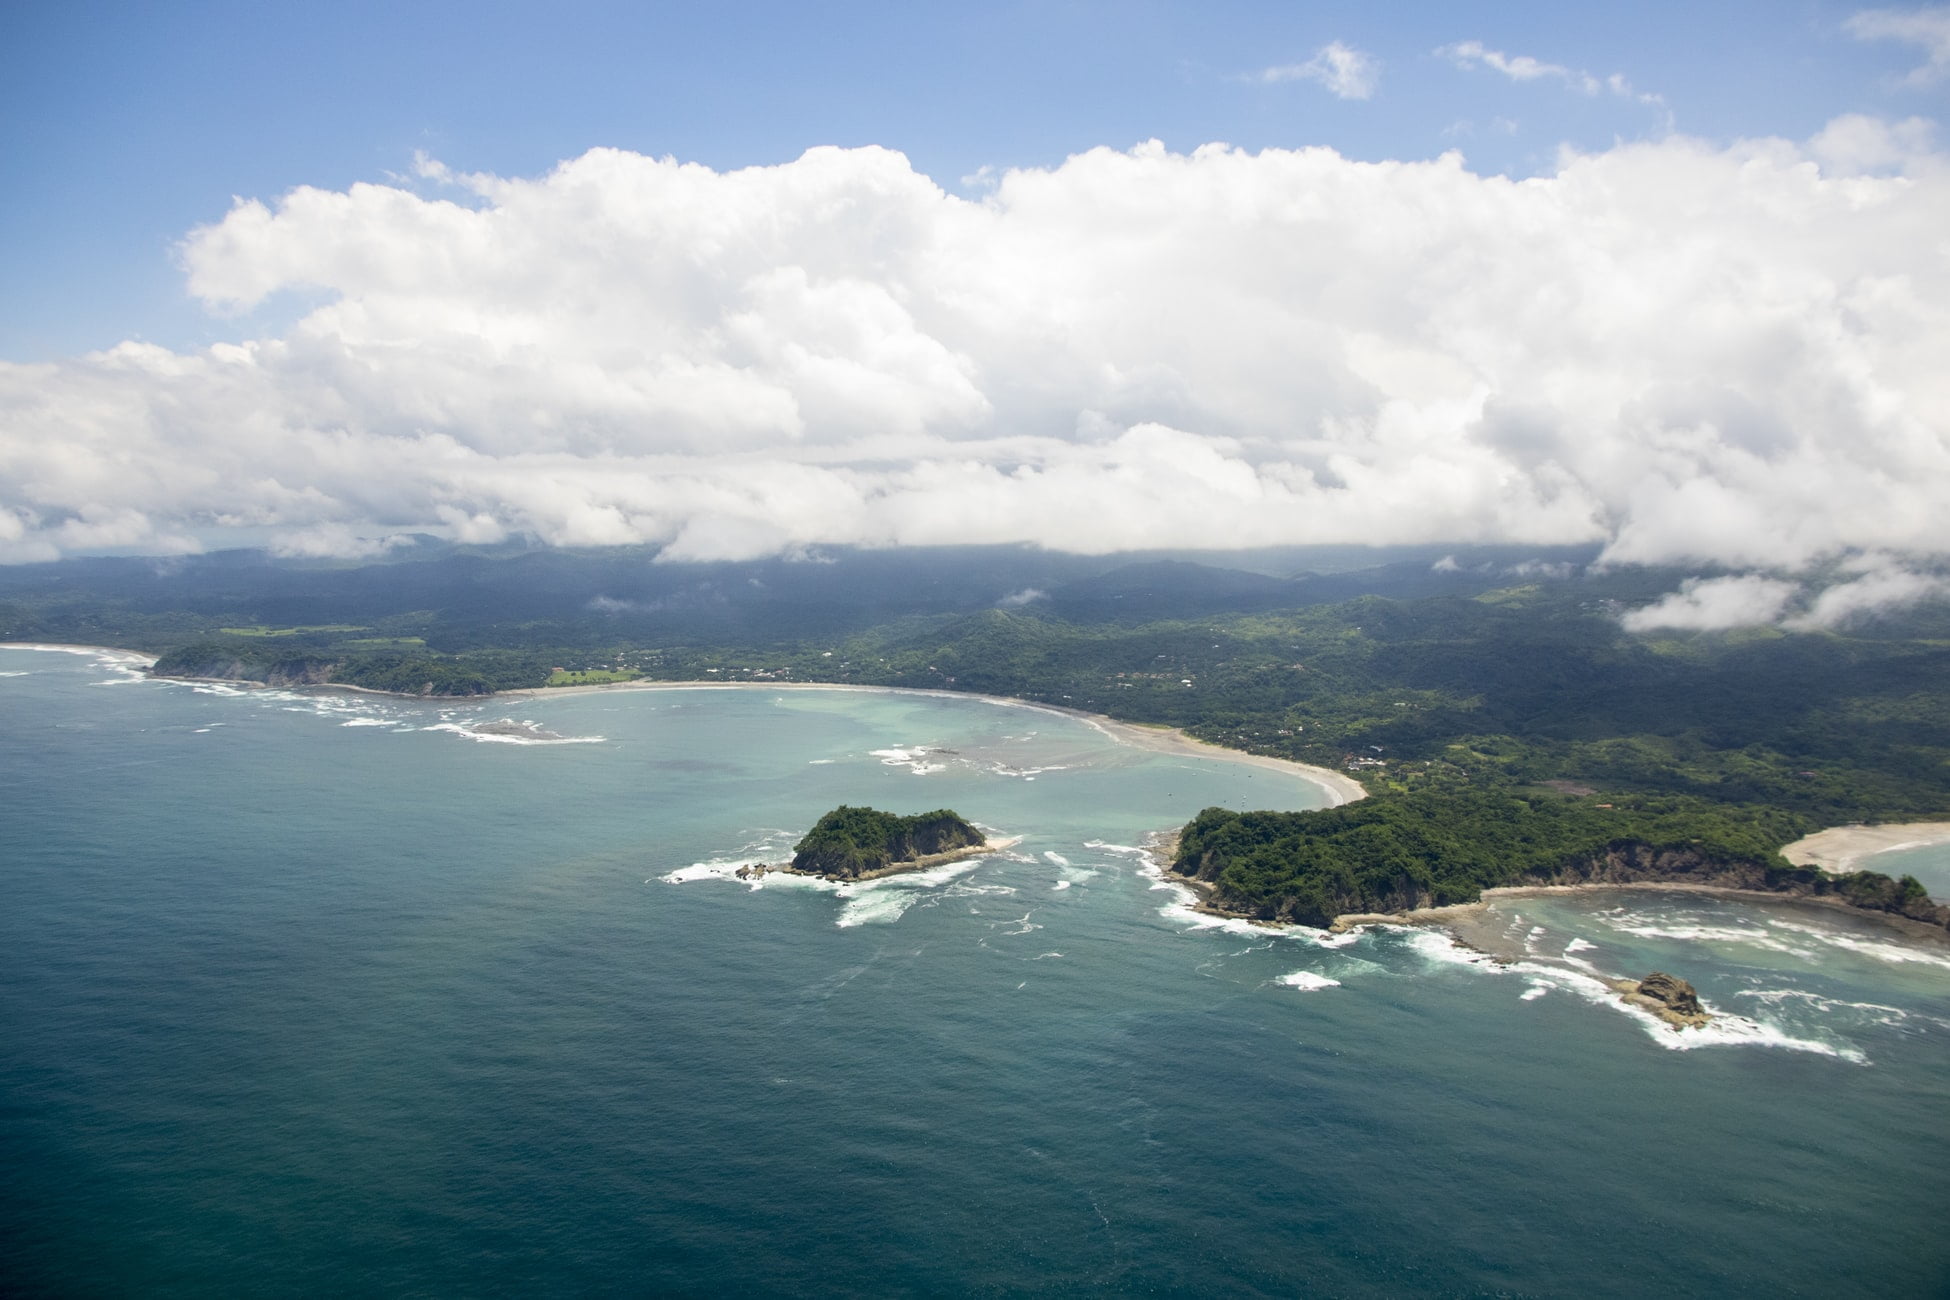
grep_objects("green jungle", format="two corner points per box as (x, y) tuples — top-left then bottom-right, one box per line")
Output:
(5, 541), (1946, 924)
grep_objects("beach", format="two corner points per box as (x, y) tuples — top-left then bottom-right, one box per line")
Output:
(501, 676), (1371, 807)
(23, 643), (1948, 875)
(1779, 822), (1950, 873)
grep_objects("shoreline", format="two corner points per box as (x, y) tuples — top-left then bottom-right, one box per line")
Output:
(764, 835), (1026, 883)
(497, 677), (1371, 808)
(1339, 881), (1950, 954)
(13, 642), (1948, 887)
(1779, 822), (1950, 874)
(0, 641), (158, 664)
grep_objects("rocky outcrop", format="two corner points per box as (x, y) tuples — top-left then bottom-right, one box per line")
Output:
(1609, 972), (1711, 1030)
(150, 650), (337, 687)
(789, 807), (988, 880)
(1526, 845), (1950, 933)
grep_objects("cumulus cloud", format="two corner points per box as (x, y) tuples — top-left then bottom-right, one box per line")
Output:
(1847, 6), (1950, 85)
(996, 587), (1047, 608)
(1784, 559), (1948, 629)
(1258, 42), (1379, 100)
(2, 128), (1948, 570)
(1620, 576), (1801, 631)
(1623, 558), (1949, 633)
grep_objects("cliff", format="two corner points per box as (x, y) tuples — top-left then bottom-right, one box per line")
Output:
(148, 642), (499, 696)
(151, 647), (338, 688)
(1526, 845), (1950, 931)
(790, 806), (987, 880)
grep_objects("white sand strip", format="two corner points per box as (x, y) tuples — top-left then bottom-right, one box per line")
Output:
(1779, 823), (1950, 874)
(502, 678), (1368, 807)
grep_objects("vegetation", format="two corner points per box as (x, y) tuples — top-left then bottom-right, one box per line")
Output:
(1172, 794), (1947, 929)
(791, 806), (986, 879)
(545, 668), (641, 686)
(219, 624), (370, 637)
(9, 541), (1950, 915)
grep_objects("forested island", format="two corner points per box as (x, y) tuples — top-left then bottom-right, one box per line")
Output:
(783, 806), (989, 880)
(7, 541), (1949, 924)
(1169, 798), (1950, 935)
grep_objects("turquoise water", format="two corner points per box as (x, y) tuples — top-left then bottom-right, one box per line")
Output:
(4, 645), (1949, 1296)
(1864, 840), (1950, 903)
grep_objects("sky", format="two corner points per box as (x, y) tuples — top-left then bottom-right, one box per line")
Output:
(2, 1), (1948, 626)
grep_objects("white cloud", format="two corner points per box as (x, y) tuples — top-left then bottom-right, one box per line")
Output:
(1847, 6), (1950, 85)
(2, 127), (1949, 569)
(1809, 113), (1938, 172)
(1258, 42), (1379, 100)
(1784, 560), (1948, 628)
(1438, 40), (1666, 109)
(1439, 40), (1597, 92)
(1621, 576), (1801, 632)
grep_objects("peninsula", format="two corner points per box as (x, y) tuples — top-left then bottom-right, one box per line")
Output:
(1168, 801), (1950, 941)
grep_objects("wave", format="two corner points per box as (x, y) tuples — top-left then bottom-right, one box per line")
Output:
(870, 745), (947, 776)
(835, 860), (985, 927)
(1595, 912), (1822, 962)
(1400, 929), (1867, 1061)
(1277, 970), (1341, 991)
(424, 721), (606, 746)
(1768, 919), (1950, 972)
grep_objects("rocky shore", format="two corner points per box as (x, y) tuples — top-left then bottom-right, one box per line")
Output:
(1608, 973), (1711, 1031)
(736, 836), (1022, 883)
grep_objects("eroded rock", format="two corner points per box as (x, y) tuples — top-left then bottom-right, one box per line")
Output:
(1608, 971), (1711, 1030)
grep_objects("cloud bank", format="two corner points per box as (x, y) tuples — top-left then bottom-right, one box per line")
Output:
(1, 126), (1946, 575)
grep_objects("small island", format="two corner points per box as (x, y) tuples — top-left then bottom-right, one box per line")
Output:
(779, 806), (994, 881)
(1610, 972), (1711, 1031)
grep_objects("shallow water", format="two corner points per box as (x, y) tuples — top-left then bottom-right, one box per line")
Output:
(4, 646), (1948, 1296)
(1865, 839), (1950, 903)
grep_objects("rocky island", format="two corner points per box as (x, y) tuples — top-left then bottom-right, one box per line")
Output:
(765, 806), (997, 882)
(1609, 972), (1711, 1030)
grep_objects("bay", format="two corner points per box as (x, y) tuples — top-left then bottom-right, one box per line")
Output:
(3, 646), (1948, 1296)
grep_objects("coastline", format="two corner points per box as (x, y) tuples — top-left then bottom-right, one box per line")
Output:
(1336, 882), (1950, 957)
(10, 640), (1359, 807)
(17, 642), (1947, 900)
(497, 677), (1370, 808)
(1, 642), (157, 664)
(767, 835), (1025, 883)
(1779, 822), (1950, 874)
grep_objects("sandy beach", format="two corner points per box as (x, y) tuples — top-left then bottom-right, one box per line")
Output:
(1327, 880), (1950, 955)
(501, 677), (1370, 808)
(0, 642), (157, 664)
(1778, 822), (1950, 873)
(31, 644), (1950, 873)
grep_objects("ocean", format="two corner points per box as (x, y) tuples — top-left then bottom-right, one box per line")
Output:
(4, 645), (1948, 1296)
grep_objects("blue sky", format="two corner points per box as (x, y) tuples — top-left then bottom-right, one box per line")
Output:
(2, 0), (1941, 359)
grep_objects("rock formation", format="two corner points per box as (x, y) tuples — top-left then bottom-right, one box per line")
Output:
(1609, 972), (1711, 1030)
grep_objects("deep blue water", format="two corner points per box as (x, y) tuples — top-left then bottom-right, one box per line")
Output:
(4, 646), (1949, 1296)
